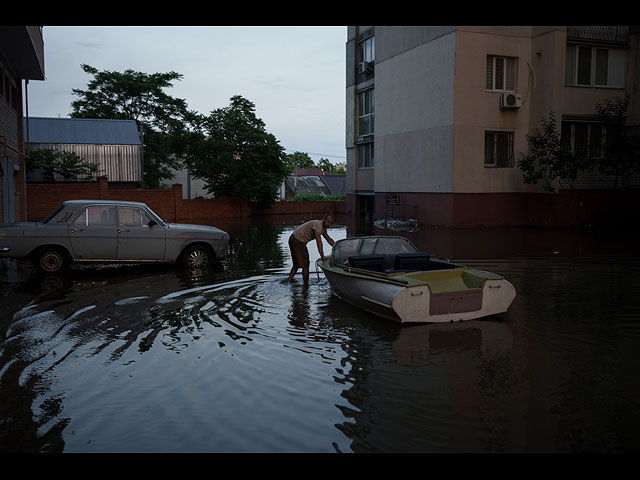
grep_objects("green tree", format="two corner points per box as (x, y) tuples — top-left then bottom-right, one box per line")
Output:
(595, 95), (640, 188)
(317, 158), (335, 174)
(27, 148), (101, 182)
(518, 112), (591, 193)
(185, 95), (289, 208)
(317, 158), (346, 175)
(284, 151), (316, 173)
(70, 64), (193, 188)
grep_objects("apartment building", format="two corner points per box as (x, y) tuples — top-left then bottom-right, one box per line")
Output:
(0, 26), (45, 223)
(345, 26), (640, 228)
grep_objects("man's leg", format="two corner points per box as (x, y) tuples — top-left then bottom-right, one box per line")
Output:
(302, 266), (309, 285)
(288, 265), (298, 282)
(287, 235), (299, 282)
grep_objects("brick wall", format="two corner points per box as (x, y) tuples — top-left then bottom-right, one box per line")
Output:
(1, 67), (26, 223)
(26, 177), (345, 223)
(251, 200), (344, 217)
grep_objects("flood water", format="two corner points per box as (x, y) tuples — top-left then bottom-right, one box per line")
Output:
(1, 215), (639, 452)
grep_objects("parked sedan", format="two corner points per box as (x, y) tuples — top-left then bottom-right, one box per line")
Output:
(0, 200), (229, 273)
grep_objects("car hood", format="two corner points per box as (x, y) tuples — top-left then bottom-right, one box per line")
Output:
(0, 222), (40, 228)
(0, 222), (41, 234)
(166, 223), (229, 237)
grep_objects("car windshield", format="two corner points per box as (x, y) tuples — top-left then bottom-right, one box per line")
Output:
(143, 206), (167, 227)
(41, 205), (74, 224)
(331, 236), (418, 267)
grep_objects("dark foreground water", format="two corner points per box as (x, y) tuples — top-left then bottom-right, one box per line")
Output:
(1, 216), (639, 452)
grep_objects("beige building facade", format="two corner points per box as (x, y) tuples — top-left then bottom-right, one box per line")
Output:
(345, 26), (639, 228)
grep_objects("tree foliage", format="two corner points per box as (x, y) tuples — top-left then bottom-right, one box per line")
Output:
(283, 153), (345, 175)
(518, 112), (591, 193)
(317, 158), (345, 175)
(595, 95), (640, 188)
(185, 95), (289, 208)
(27, 148), (101, 182)
(68, 64), (340, 203)
(284, 151), (315, 172)
(70, 64), (191, 188)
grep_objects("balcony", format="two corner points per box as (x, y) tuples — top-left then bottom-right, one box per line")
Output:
(566, 26), (630, 46)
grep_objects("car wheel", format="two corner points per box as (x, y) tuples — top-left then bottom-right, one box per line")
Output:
(35, 247), (70, 274)
(182, 244), (213, 269)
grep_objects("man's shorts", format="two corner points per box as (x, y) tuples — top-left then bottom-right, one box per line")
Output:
(289, 234), (310, 269)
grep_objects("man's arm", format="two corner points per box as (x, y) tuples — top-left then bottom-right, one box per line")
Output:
(323, 230), (335, 246)
(315, 231), (328, 260)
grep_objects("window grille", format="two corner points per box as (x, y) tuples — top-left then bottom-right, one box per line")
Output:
(484, 131), (514, 168)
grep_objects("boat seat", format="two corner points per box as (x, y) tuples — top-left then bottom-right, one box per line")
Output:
(392, 253), (431, 272)
(348, 255), (385, 272)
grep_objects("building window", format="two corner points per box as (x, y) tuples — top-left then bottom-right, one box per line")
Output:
(565, 44), (625, 87)
(484, 131), (514, 167)
(358, 142), (374, 168)
(359, 35), (375, 63)
(561, 121), (606, 158)
(486, 55), (517, 91)
(358, 88), (375, 137)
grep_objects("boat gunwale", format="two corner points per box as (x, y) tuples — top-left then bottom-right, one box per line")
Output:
(319, 258), (506, 293)
(319, 260), (411, 286)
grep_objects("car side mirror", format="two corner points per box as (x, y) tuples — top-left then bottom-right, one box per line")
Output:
(148, 220), (157, 227)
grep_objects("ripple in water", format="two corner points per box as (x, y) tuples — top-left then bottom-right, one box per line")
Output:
(0, 271), (356, 452)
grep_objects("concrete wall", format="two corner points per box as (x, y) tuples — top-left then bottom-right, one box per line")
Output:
(374, 26), (456, 193)
(453, 28), (536, 193)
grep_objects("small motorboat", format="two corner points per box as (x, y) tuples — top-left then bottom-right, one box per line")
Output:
(318, 236), (516, 324)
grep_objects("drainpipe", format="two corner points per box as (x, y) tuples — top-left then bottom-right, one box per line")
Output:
(139, 123), (144, 188)
(24, 80), (30, 155)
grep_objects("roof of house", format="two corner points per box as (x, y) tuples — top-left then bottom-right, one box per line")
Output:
(24, 117), (142, 145)
(320, 175), (346, 195)
(285, 175), (332, 195)
(284, 174), (346, 196)
(292, 168), (324, 176)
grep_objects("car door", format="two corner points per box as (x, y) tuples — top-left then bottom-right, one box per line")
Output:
(69, 205), (118, 260)
(116, 206), (166, 261)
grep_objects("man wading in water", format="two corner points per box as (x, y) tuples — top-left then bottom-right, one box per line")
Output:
(287, 213), (335, 285)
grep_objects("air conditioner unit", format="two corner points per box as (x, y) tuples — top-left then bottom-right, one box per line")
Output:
(358, 61), (373, 74)
(500, 92), (522, 109)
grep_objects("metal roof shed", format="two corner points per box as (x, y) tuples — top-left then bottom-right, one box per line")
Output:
(25, 117), (143, 184)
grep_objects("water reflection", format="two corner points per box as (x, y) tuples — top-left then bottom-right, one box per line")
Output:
(1, 218), (640, 452)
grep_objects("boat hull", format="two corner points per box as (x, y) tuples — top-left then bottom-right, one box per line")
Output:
(319, 260), (516, 324)
(322, 265), (406, 322)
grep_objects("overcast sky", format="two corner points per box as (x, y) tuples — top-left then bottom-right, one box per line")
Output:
(26, 26), (347, 164)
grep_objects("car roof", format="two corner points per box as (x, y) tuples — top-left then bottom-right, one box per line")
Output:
(62, 199), (148, 208)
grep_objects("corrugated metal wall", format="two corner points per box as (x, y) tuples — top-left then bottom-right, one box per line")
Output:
(27, 143), (143, 182)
